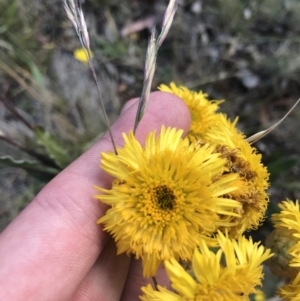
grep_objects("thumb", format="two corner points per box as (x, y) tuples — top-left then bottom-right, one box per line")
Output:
(0, 91), (191, 301)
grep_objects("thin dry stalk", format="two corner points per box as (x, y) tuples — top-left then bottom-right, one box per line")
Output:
(151, 276), (158, 290)
(62, 0), (117, 153)
(133, 0), (178, 133)
(157, 0), (177, 48)
(246, 98), (300, 143)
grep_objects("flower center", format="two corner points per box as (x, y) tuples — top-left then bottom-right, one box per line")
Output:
(153, 185), (176, 210)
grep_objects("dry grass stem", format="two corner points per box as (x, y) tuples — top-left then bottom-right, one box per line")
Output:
(246, 97), (300, 144)
(133, 0), (178, 132)
(62, 0), (117, 153)
(157, 0), (177, 48)
(134, 29), (157, 132)
(62, 0), (90, 49)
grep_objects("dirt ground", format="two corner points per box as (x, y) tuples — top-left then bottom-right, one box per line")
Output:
(1, 0), (300, 298)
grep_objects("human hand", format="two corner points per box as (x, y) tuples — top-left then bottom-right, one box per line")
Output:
(0, 92), (191, 301)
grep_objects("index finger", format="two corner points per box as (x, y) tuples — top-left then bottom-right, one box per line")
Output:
(0, 91), (191, 301)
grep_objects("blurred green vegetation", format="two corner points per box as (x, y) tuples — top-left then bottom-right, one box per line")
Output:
(1, 2), (300, 298)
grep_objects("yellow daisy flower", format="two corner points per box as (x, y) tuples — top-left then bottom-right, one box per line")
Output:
(140, 285), (183, 301)
(266, 200), (300, 278)
(267, 200), (300, 301)
(205, 114), (269, 236)
(158, 82), (223, 139)
(97, 126), (241, 277)
(271, 200), (300, 237)
(159, 83), (269, 237)
(140, 232), (272, 300)
(73, 47), (93, 64)
(278, 272), (300, 301)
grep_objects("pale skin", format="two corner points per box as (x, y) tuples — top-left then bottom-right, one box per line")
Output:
(0, 92), (191, 301)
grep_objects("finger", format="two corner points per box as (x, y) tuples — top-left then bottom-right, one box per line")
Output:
(121, 259), (169, 301)
(70, 239), (131, 301)
(0, 91), (191, 301)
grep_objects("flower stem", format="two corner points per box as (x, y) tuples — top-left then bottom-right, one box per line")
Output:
(152, 276), (158, 290)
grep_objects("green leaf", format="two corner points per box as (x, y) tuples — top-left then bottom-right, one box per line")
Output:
(34, 126), (70, 168)
(0, 155), (59, 182)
